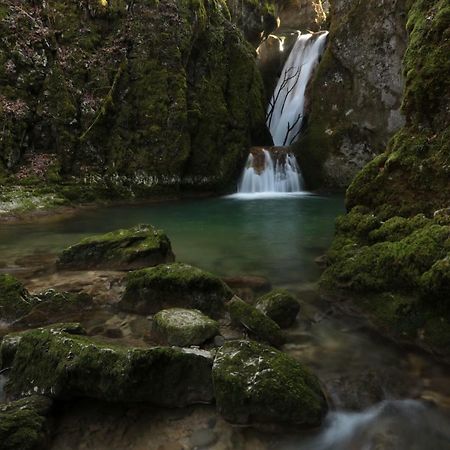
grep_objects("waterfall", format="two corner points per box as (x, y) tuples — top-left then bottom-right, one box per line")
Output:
(267, 31), (328, 146)
(237, 149), (302, 194)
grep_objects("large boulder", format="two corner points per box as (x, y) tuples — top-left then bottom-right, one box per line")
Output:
(58, 224), (174, 270)
(228, 296), (285, 347)
(119, 263), (233, 318)
(0, 395), (53, 450)
(152, 308), (219, 347)
(4, 327), (214, 407)
(255, 289), (300, 328)
(0, 274), (39, 323)
(212, 340), (328, 427)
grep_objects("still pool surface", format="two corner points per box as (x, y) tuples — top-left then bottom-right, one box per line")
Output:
(0, 193), (344, 284)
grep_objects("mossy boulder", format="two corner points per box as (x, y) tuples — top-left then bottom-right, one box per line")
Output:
(152, 308), (219, 347)
(119, 263), (233, 318)
(58, 224), (174, 270)
(212, 340), (328, 427)
(255, 289), (300, 328)
(4, 327), (214, 407)
(13, 290), (93, 328)
(0, 274), (39, 323)
(228, 296), (285, 347)
(0, 395), (53, 450)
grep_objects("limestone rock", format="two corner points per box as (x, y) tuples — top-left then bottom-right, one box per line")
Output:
(153, 308), (219, 347)
(58, 224), (174, 270)
(228, 296), (285, 347)
(256, 289), (300, 328)
(119, 263), (233, 318)
(4, 328), (214, 407)
(212, 340), (328, 426)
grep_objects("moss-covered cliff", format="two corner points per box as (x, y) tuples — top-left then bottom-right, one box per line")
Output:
(322, 0), (450, 359)
(0, 0), (268, 202)
(296, 0), (408, 189)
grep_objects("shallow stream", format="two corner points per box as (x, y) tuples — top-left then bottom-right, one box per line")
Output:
(0, 194), (449, 449)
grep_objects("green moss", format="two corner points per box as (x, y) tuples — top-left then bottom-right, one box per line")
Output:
(228, 296), (284, 347)
(0, 395), (53, 450)
(120, 263), (233, 318)
(5, 327), (214, 406)
(58, 224), (174, 270)
(212, 340), (328, 426)
(255, 289), (300, 328)
(152, 308), (219, 347)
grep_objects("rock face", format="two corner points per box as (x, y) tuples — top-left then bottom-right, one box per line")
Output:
(119, 263), (233, 318)
(152, 308), (219, 347)
(0, 395), (53, 450)
(0, 0), (268, 197)
(4, 327), (214, 407)
(297, 0), (408, 188)
(322, 0), (450, 359)
(212, 340), (328, 426)
(58, 224), (174, 270)
(228, 296), (285, 347)
(276, 0), (327, 31)
(256, 289), (300, 328)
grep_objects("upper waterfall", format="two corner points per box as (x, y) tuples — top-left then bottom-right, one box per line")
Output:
(267, 31), (328, 146)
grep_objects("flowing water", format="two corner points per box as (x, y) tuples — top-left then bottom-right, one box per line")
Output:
(1, 194), (450, 449)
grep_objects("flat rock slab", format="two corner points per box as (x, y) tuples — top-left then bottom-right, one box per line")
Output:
(57, 224), (174, 271)
(153, 308), (219, 347)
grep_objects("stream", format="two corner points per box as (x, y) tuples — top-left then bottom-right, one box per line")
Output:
(0, 194), (449, 449)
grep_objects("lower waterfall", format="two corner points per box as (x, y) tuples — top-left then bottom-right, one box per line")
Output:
(237, 149), (302, 194)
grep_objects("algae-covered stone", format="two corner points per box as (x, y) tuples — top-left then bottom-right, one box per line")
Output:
(228, 296), (285, 347)
(13, 290), (93, 328)
(58, 224), (174, 270)
(0, 395), (53, 450)
(256, 289), (300, 328)
(212, 340), (328, 427)
(0, 274), (39, 322)
(119, 263), (233, 318)
(153, 308), (219, 347)
(5, 328), (213, 407)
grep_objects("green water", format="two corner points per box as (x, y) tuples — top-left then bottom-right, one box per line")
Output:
(0, 193), (344, 284)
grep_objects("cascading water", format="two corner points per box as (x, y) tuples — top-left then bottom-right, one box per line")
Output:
(267, 31), (329, 146)
(238, 149), (302, 194)
(236, 31), (328, 195)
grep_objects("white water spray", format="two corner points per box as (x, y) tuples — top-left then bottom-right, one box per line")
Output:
(237, 149), (302, 194)
(267, 31), (328, 146)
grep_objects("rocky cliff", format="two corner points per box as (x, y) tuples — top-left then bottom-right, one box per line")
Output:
(322, 0), (450, 360)
(297, 0), (408, 188)
(0, 0), (268, 201)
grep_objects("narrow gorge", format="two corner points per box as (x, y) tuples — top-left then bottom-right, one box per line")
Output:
(0, 1), (449, 449)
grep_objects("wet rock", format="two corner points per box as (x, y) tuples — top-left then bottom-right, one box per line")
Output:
(0, 395), (53, 450)
(277, 0), (327, 32)
(223, 275), (271, 296)
(212, 340), (328, 427)
(119, 263), (233, 319)
(0, 274), (39, 322)
(255, 289), (300, 328)
(228, 297), (285, 347)
(13, 289), (94, 328)
(189, 428), (218, 448)
(153, 308), (219, 347)
(4, 328), (214, 407)
(57, 224), (175, 271)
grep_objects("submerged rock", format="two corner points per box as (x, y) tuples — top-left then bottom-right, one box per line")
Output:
(0, 274), (39, 323)
(119, 263), (233, 318)
(228, 296), (285, 347)
(222, 275), (272, 303)
(0, 395), (53, 450)
(256, 289), (300, 328)
(212, 340), (328, 427)
(4, 328), (214, 407)
(152, 308), (219, 347)
(58, 224), (174, 271)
